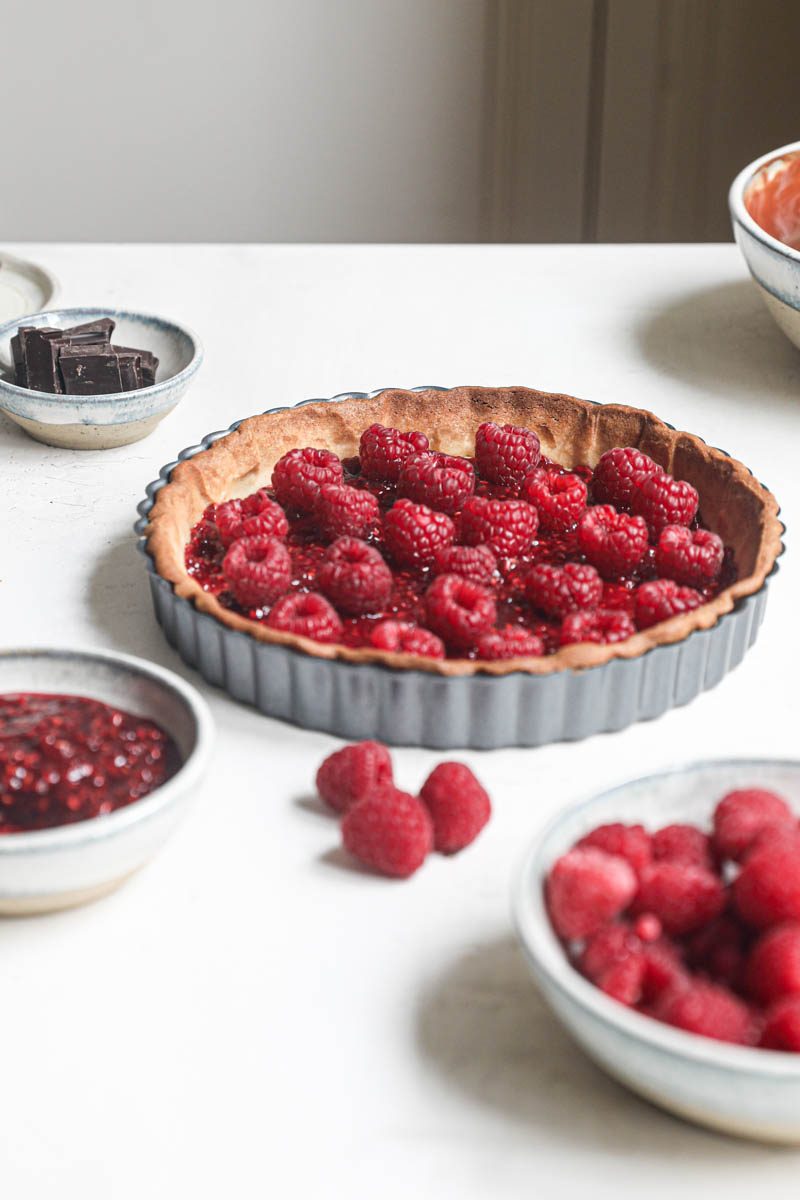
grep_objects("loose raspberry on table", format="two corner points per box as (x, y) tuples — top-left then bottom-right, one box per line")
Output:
(631, 861), (726, 936)
(271, 446), (343, 513)
(474, 421), (541, 486)
(734, 840), (800, 928)
(576, 823), (652, 876)
(266, 591), (344, 642)
(634, 579), (703, 629)
(760, 996), (800, 1050)
(369, 620), (446, 658)
(525, 561), (603, 619)
(215, 489), (289, 548)
(315, 482), (379, 540)
(315, 740), (393, 814)
(713, 788), (794, 862)
(432, 543), (498, 587)
(559, 607), (636, 647)
(422, 573), (497, 650)
(222, 535), (292, 609)
(655, 525), (724, 588)
(746, 923), (800, 1004)
(359, 423), (429, 482)
(475, 625), (544, 660)
(460, 496), (539, 557)
(397, 452), (475, 515)
(631, 471), (699, 532)
(652, 824), (715, 870)
(341, 788), (433, 878)
(546, 847), (638, 941)
(419, 761), (491, 854)
(654, 981), (754, 1044)
(316, 537), (393, 616)
(577, 504), (649, 578)
(382, 498), (455, 568)
(591, 447), (663, 508)
(522, 468), (588, 533)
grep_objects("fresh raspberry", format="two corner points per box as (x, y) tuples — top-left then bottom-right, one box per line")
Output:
(475, 625), (544, 660)
(215, 489), (289, 548)
(641, 939), (688, 1002)
(559, 607), (636, 646)
(271, 447), (343, 513)
(419, 762), (491, 854)
(634, 914), (663, 942)
(368, 620), (445, 659)
(576, 823), (652, 876)
(222, 535), (292, 609)
(746, 824), (800, 860)
(315, 741), (393, 814)
(382, 498), (455, 568)
(522, 468), (588, 533)
(460, 496), (539, 557)
(432, 543), (497, 587)
(597, 956), (646, 1005)
(760, 996), (800, 1050)
(315, 482), (379, 540)
(631, 861), (726, 936)
(316, 537), (392, 616)
(397, 452), (474, 515)
(577, 504), (649, 578)
(474, 421), (541, 486)
(422, 574), (497, 650)
(341, 788), (433, 878)
(546, 847), (638, 941)
(578, 922), (645, 1004)
(591, 447), (663, 507)
(631, 471), (699, 532)
(525, 561), (603, 619)
(655, 525), (724, 587)
(713, 788), (794, 862)
(359, 423), (429, 482)
(634, 579), (703, 629)
(654, 981), (754, 1044)
(746, 923), (800, 1004)
(734, 840), (800, 928)
(652, 824), (715, 871)
(266, 591), (344, 643)
(686, 916), (745, 986)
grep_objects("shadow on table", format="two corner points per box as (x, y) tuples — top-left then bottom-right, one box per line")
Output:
(415, 935), (795, 1162)
(634, 280), (800, 412)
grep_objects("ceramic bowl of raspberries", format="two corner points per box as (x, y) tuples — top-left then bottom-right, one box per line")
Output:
(513, 759), (800, 1142)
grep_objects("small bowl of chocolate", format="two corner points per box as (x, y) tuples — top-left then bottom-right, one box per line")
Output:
(0, 306), (202, 449)
(0, 648), (213, 914)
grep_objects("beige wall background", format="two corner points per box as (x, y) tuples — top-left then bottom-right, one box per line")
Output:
(1, 0), (797, 243)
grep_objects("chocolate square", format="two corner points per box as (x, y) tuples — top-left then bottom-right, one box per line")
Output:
(16, 327), (64, 392)
(58, 346), (124, 395)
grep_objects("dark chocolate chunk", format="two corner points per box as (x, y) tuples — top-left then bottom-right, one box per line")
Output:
(112, 344), (158, 388)
(16, 327), (65, 392)
(10, 332), (28, 388)
(114, 351), (143, 391)
(58, 346), (124, 395)
(61, 318), (115, 346)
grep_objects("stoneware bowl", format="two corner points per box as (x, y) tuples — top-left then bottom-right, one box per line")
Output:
(513, 758), (800, 1143)
(0, 306), (203, 449)
(729, 140), (800, 352)
(0, 648), (213, 915)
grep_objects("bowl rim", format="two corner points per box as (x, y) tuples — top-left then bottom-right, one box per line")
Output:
(0, 306), (204, 407)
(0, 647), (214, 853)
(512, 756), (800, 1076)
(729, 139), (800, 264)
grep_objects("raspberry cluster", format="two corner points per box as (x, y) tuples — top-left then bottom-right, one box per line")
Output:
(546, 786), (800, 1050)
(314, 741), (491, 876)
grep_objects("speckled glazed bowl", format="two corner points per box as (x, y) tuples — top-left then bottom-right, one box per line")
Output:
(0, 648), (213, 915)
(729, 140), (800, 352)
(513, 759), (800, 1143)
(0, 307), (202, 449)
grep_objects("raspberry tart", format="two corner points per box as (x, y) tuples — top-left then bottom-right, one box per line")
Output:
(139, 386), (782, 747)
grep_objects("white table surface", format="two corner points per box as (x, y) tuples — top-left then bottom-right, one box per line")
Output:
(1, 243), (799, 1199)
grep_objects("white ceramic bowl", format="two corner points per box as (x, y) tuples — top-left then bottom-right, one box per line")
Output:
(513, 759), (800, 1143)
(0, 648), (213, 914)
(729, 140), (800, 351)
(0, 307), (203, 449)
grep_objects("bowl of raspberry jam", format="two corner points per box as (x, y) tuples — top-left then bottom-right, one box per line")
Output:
(0, 649), (212, 915)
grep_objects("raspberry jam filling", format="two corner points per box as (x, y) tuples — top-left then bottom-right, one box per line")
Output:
(184, 433), (736, 660)
(0, 693), (181, 833)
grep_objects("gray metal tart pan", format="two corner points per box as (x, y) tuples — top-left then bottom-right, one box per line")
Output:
(134, 387), (781, 750)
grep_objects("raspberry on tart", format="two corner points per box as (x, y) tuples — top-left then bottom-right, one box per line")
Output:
(522, 467), (588, 533)
(559, 607), (636, 646)
(215, 489), (289, 547)
(591, 447), (663, 508)
(315, 482), (379, 540)
(431, 543), (498, 587)
(316, 537), (392, 616)
(475, 421), (541, 486)
(422, 573), (497, 650)
(655, 525), (724, 588)
(397, 451), (474, 515)
(368, 620), (445, 658)
(272, 446), (343, 513)
(475, 625), (544, 660)
(634, 579), (703, 629)
(382, 498), (455, 568)
(222, 535), (292, 609)
(460, 496), (539, 558)
(266, 591), (343, 642)
(577, 505), (649, 579)
(632, 471), (699, 532)
(359, 423), (429, 482)
(525, 562), (603, 619)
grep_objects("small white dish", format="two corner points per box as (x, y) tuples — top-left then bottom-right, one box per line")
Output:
(0, 648), (213, 915)
(0, 307), (203, 449)
(513, 759), (800, 1143)
(0, 252), (58, 323)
